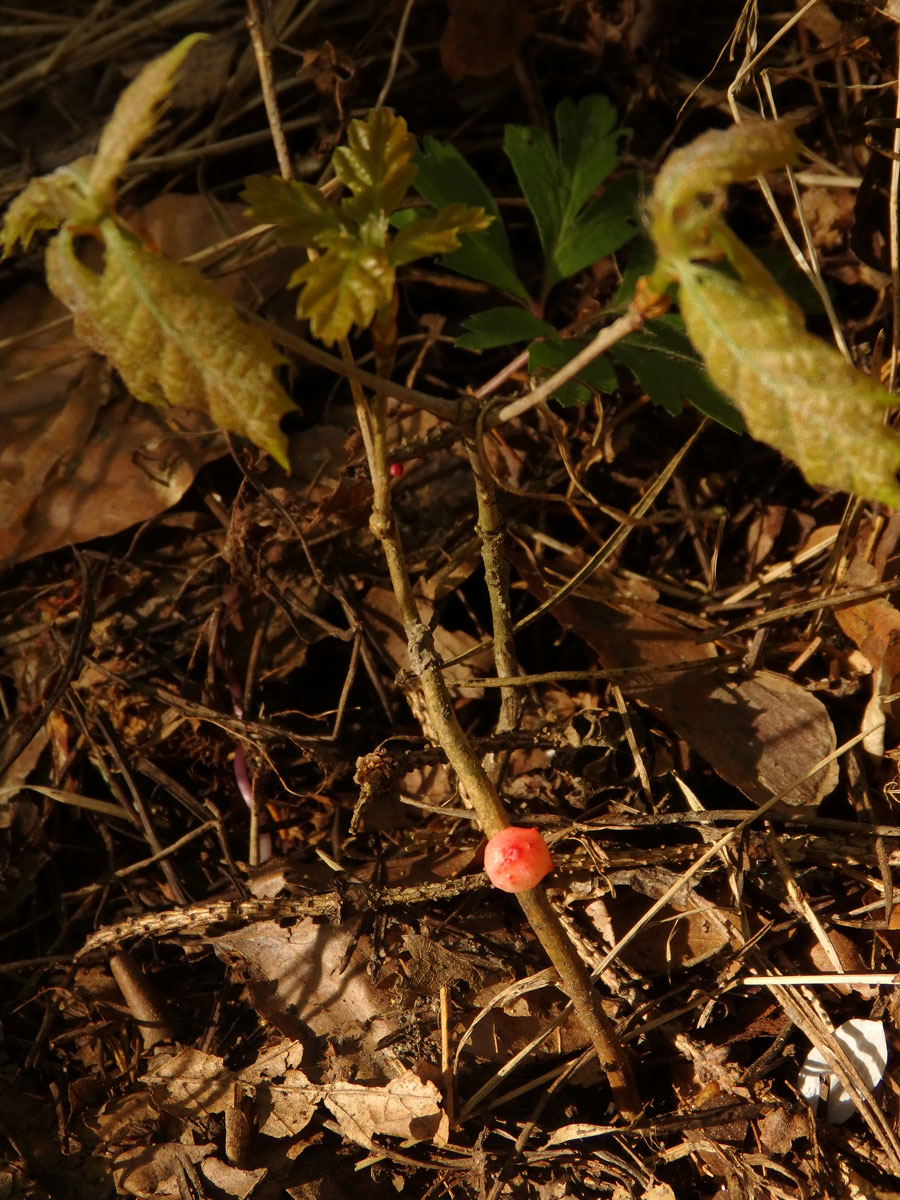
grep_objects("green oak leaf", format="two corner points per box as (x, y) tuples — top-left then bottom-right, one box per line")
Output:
(288, 238), (394, 345)
(678, 261), (900, 505)
(389, 201), (491, 266)
(334, 108), (417, 226)
(46, 223), (295, 467)
(241, 175), (343, 245)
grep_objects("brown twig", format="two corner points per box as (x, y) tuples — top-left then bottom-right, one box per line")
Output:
(246, 0), (292, 181)
(354, 355), (639, 1118)
(493, 307), (647, 425)
(461, 399), (523, 745)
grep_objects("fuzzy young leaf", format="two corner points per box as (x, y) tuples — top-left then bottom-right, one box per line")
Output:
(241, 174), (343, 245)
(88, 34), (206, 208)
(334, 108), (417, 225)
(504, 95), (631, 292)
(529, 337), (618, 407)
(611, 315), (743, 432)
(456, 307), (556, 351)
(389, 202), (492, 266)
(46, 224), (295, 467)
(649, 119), (803, 264)
(679, 262), (900, 505)
(414, 138), (528, 301)
(1, 159), (97, 256)
(288, 238), (394, 345)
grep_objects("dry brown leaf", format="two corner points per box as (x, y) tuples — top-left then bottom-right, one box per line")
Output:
(543, 1123), (617, 1148)
(0, 281), (90, 419)
(199, 1157), (267, 1199)
(584, 887), (734, 977)
(834, 555), (900, 710)
(806, 929), (878, 997)
(144, 1045), (445, 1149)
(144, 1047), (245, 1119)
(212, 917), (400, 1064)
(464, 980), (599, 1068)
(321, 1070), (445, 1147)
(757, 1108), (808, 1156)
(440, 0), (534, 82)
(144, 1043), (320, 1141)
(520, 565), (837, 807)
(0, 359), (224, 570)
(401, 932), (484, 994)
(85, 1090), (159, 1149)
(112, 1142), (214, 1197)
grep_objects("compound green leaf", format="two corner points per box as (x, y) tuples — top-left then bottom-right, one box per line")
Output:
(611, 314), (743, 431)
(46, 223), (294, 468)
(504, 95), (631, 292)
(678, 262), (900, 505)
(556, 95), (621, 213)
(413, 138), (528, 301)
(1, 158), (97, 256)
(288, 238), (394, 345)
(389, 201), (492, 266)
(553, 174), (638, 282)
(456, 307), (556, 350)
(334, 108), (417, 225)
(88, 35), (206, 209)
(528, 337), (618, 407)
(241, 174), (343, 246)
(503, 123), (561, 262)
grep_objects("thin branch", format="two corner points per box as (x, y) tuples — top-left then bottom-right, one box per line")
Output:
(353, 348), (639, 1118)
(375, 0), (417, 109)
(462, 401), (522, 745)
(246, 0), (292, 180)
(249, 314), (461, 422)
(494, 307), (647, 425)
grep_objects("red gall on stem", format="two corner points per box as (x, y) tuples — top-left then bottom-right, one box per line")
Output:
(483, 826), (554, 893)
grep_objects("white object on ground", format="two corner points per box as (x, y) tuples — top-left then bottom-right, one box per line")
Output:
(798, 1018), (888, 1124)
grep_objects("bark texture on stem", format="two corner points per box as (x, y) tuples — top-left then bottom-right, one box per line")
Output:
(351, 365), (637, 1117)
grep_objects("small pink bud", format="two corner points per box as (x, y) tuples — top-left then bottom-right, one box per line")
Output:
(389, 461), (404, 478)
(484, 826), (553, 893)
